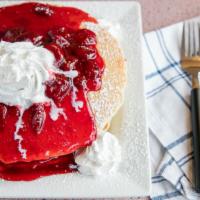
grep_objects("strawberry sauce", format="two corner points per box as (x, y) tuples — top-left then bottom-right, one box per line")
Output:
(0, 2), (105, 181)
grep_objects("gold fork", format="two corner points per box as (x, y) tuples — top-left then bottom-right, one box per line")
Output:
(181, 20), (200, 193)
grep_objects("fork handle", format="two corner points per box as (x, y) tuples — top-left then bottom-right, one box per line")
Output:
(191, 88), (200, 192)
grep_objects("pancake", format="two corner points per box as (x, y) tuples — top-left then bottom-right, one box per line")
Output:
(82, 23), (126, 130)
(0, 3), (126, 165)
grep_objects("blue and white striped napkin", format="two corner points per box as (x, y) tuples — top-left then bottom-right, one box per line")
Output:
(143, 21), (200, 200)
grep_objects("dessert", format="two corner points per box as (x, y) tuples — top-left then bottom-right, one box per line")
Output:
(0, 2), (126, 181)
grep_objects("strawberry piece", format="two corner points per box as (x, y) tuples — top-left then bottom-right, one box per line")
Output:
(48, 31), (71, 48)
(84, 57), (104, 91)
(75, 46), (97, 61)
(28, 34), (47, 46)
(34, 4), (54, 17)
(48, 28), (74, 42)
(74, 29), (97, 46)
(31, 104), (46, 134)
(54, 35), (70, 48)
(60, 54), (79, 71)
(45, 74), (71, 105)
(45, 43), (66, 68)
(0, 104), (7, 131)
(2, 28), (27, 42)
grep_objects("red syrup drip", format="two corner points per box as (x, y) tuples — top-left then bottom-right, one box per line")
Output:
(0, 154), (76, 181)
(0, 2), (105, 181)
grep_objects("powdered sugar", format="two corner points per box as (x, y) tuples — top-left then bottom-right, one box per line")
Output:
(82, 22), (126, 129)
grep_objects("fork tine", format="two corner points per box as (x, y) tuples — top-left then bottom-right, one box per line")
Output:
(193, 21), (200, 56)
(182, 22), (185, 57)
(182, 22), (189, 57)
(197, 23), (200, 55)
(189, 21), (194, 57)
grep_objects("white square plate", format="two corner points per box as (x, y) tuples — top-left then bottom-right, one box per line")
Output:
(0, 0), (151, 198)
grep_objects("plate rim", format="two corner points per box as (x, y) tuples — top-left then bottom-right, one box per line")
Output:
(0, 0), (151, 198)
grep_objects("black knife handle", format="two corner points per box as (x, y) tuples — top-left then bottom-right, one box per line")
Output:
(191, 88), (200, 193)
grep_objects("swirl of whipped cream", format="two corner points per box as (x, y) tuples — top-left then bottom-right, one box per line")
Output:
(0, 41), (58, 108)
(75, 130), (121, 176)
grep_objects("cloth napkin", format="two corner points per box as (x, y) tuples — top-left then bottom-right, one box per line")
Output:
(143, 21), (200, 200)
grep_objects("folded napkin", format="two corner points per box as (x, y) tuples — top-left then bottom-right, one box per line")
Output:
(143, 21), (200, 200)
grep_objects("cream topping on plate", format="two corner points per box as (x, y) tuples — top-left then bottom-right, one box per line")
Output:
(75, 130), (121, 176)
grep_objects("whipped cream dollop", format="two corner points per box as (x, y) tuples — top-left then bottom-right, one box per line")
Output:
(0, 41), (56, 108)
(75, 130), (121, 176)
